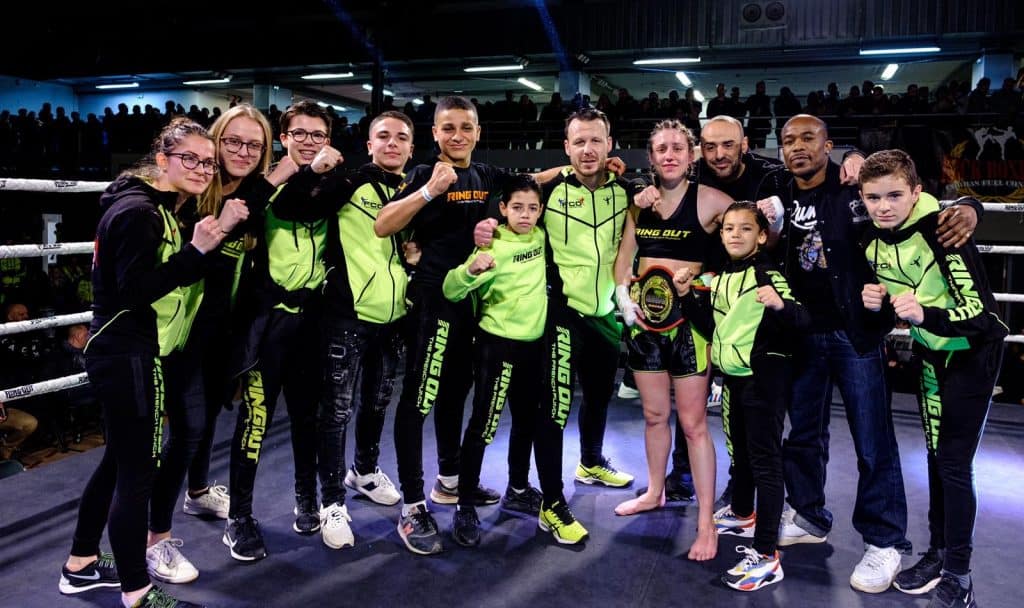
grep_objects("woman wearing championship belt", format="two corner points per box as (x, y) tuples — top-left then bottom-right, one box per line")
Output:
(612, 119), (733, 561)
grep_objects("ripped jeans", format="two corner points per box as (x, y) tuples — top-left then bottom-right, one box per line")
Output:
(318, 316), (402, 507)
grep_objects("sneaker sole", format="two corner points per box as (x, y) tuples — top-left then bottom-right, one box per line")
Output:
(221, 533), (266, 562)
(537, 520), (588, 545)
(777, 534), (827, 547)
(147, 567), (199, 584)
(322, 531), (355, 550)
(501, 501), (540, 516)
(429, 488), (459, 505)
(715, 526), (756, 538)
(724, 568), (784, 591)
(344, 479), (401, 506)
(293, 522), (321, 535)
(849, 575), (897, 594)
(893, 577), (941, 595)
(574, 474), (633, 488)
(396, 521), (443, 556)
(183, 503), (229, 519)
(58, 576), (120, 595)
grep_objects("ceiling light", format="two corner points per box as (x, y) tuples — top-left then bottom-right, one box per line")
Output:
(412, 98), (424, 106)
(517, 77), (543, 92)
(316, 101), (349, 111)
(693, 90), (705, 103)
(464, 65), (524, 73)
(301, 72), (354, 80)
(880, 64), (899, 80)
(675, 72), (692, 87)
(95, 82), (138, 90)
(859, 46), (940, 56)
(182, 77), (232, 85)
(633, 57), (701, 66)
(362, 84), (394, 96)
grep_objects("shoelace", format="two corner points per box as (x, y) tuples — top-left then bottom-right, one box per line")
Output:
(238, 516), (262, 540)
(325, 506), (351, 526)
(153, 539), (186, 568)
(735, 545), (764, 570)
(96, 551), (116, 569)
(370, 470), (395, 490)
(208, 484), (229, 499)
(860, 547), (893, 571)
(143, 587), (180, 608)
(411, 510), (438, 533)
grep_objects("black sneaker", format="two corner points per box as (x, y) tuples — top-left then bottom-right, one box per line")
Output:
(634, 472), (695, 503)
(501, 485), (543, 515)
(894, 547), (944, 595)
(927, 573), (977, 608)
(452, 506), (482, 547)
(130, 585), (204, 607)
(713, 478), (734, 511)
(397, 504), (443, 555)
(293, 495), (320, 535)
(223, 515), (267, 562)
(429, 478), (501, 506)
(58, 552), (120, 594)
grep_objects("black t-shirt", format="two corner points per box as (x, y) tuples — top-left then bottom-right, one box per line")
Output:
(696, 153), (786, 202)
(787, 184), (842, 331)
(392, 160), (511, 286)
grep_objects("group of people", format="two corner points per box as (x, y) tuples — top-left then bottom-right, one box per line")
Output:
(53, 92), (1000, 608)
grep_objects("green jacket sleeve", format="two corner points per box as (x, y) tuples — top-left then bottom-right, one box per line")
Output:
(442, 252), (496, 302)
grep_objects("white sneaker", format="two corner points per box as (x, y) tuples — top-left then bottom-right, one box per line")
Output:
(183, 484), (230, 519)
(778, 506), (827, 546)
(320, 503), (354, 549)
(849, 543), (901, 593)
(344, 466), (401, 506)
(617, 383), (640, 400)
(146, 538), (199, 584)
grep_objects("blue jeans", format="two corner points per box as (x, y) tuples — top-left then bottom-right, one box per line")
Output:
(783, 330), (910, 550)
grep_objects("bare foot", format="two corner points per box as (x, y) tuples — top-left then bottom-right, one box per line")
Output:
(614, 491), (666, 516)
(687, 525), (718, 561)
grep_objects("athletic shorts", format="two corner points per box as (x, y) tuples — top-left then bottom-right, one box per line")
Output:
(626, 321), (708, 377)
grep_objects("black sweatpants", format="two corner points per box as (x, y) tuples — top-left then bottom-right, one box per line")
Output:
(457, 331), (541, 506)
(318, 316), (402, 506)
(917, 340), (1001, 575)
(534, 301), (619, 504)
(229, 307), (321, 518)
(71, 354), (163, 593)
(394, 282), (473, 504)
(722, 355), (790, 556)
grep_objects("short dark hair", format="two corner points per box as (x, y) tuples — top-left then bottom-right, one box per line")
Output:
(434, 96), (477, 122)
(723, 201), (769, 232)
(501, 174), (543, 204)
(369, 110), (414, 136)
(859, 149), (921, 189)
(564, 107), (611, 138)
(280, 100), (331, 135)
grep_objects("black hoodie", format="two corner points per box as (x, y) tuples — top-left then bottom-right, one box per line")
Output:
(86, 175), (206, 357)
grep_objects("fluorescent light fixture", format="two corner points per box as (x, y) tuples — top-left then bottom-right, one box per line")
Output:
(464, 64), (524, 73)
(301, 72), (354, 80)
(859, 46), (940, 56)
(182, 77), (231, 85)
(693, 90), (705, 103)
(362, 84), (394, 96)
(96, 82), (138, 90)
(675, 71), (692, 87)
(880, 64), (899, 80)
(633, 57), (701, 66)
(517, 77), (543, 91)
(317, 101), (349, 111)
(411, 98), (424, 106)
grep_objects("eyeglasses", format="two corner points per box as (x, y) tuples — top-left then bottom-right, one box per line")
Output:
(166, 152), (219, 175)
(220, 137), (265, 155)
(285, 129), (328, 144)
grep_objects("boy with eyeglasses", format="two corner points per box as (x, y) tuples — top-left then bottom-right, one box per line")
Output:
(224, 100), (343, 562)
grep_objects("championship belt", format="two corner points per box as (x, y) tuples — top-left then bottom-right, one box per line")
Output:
(629, 265), (685, 332)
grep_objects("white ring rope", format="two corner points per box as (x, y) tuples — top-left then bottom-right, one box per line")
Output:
(0, 312), (93, 337)
(1, 373), (89, 403)
(0, 241), (93, 260)
(0, 178), (110, 193)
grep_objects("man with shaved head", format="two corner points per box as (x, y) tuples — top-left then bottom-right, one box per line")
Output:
(773, 114), (983, 595)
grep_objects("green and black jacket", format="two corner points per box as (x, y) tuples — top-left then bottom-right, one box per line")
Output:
(542, 168), (635, 317)
(860, 193), (1008, 351)
(442, 225), (547, 341)
(681, 251), (810, 377)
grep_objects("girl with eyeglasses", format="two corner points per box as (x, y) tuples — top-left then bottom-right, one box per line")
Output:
(60, 118), (244, 608)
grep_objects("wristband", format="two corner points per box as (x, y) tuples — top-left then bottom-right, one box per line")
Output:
(420, 185), (434, 202)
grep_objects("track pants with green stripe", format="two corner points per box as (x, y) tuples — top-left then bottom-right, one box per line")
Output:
(71, 354), (164, 593)
(916, 339), (1001, 575)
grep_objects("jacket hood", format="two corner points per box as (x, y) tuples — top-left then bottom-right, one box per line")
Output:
(99, 174), (178, 213)
(871, 192), (940, 242)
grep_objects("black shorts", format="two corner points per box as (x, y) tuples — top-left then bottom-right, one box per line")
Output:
(626, 322), (709, 377)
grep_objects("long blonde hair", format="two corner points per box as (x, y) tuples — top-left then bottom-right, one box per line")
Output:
(198, 104), (274, 218)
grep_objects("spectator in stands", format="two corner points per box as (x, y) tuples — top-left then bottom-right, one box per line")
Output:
(990, 77), (1021, 117)
(773, 87), (801, 143)
(745, 80), (773, 148)
(707, 83), (729, 118)
(727, 86), (746, 122)
(967, 77), (992, 114)
(0, 302), (51, 388)
(0, 399), (38, 461)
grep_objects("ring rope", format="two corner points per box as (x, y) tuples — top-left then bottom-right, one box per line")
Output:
(1, 373), (89, 403)
(0, 242), (93, 260)
(0, 312), (93, 337)
(0, 178), (110, 193)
